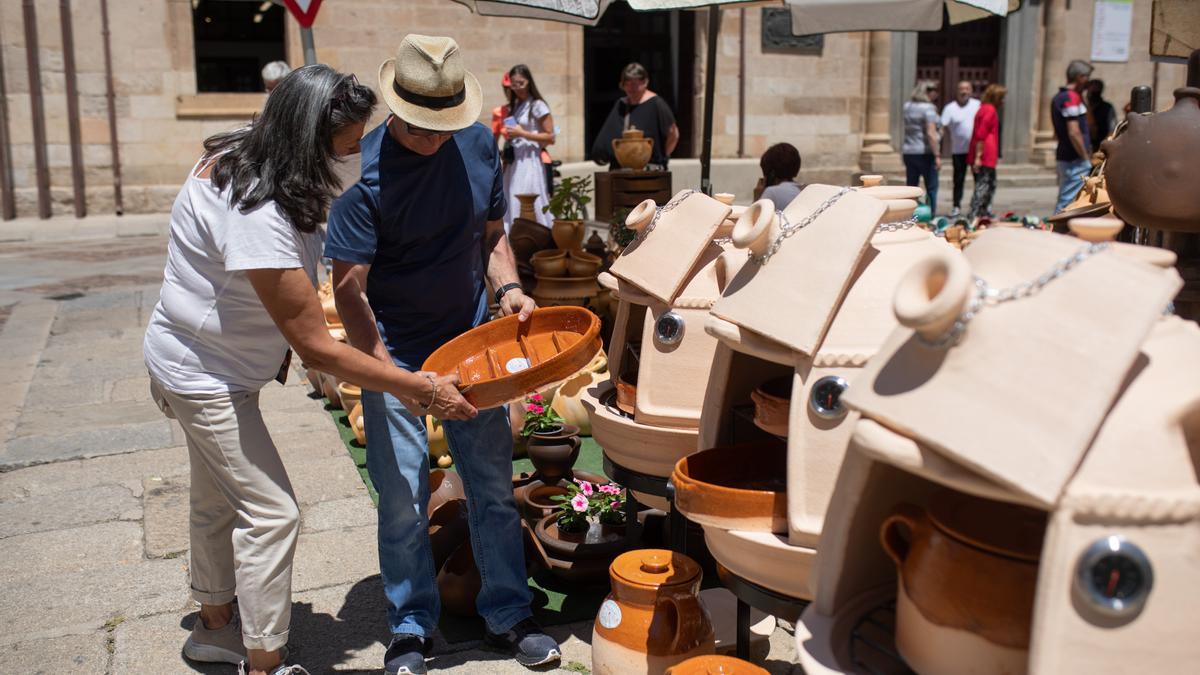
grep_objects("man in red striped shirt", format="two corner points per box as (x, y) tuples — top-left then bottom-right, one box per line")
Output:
(1051, 59), (1094, 213)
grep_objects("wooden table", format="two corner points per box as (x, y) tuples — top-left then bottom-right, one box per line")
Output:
(593, 170), (672, 224)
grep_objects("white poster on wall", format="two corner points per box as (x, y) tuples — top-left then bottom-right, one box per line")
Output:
(1091, 0), (1133, 62)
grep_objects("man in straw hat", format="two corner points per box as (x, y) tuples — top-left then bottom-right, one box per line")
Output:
(325, 35), (557, 674)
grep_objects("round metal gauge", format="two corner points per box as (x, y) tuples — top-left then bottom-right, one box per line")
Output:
(1074, 535), (1153, 619)
(809, 375), (849, 419)
(654, 311), (685, 346)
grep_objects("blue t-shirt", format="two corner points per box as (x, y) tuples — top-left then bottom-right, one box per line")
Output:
(325, 120), (506, 358)
(1051, 87), (1091, 162)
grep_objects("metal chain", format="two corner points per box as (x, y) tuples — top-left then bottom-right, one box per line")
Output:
(876, 216), (919, 233)
(749, 187), (852, 265)
(918, 242), (1111, 349)
(637, 189), (695, 240)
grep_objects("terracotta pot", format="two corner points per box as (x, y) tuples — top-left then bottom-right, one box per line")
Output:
(421, 306), (603, 410)
(321, 373), (342, 409)
(347, 402), (366, 445)
(527, 424), (581, 484)
(532, 275), (600, 301)
(586, 231), (608, 260)
(622, 128), (645, 140)
(428, 497), (469, 571)
(665, 655), (768, 675)
(510, 218), (555, 274)
(531, 249), (568, 277)
(552, 219), (587, 251)
(515, 193), (540, 221)
(535, 513), (628, 562)
(612, 137), (654, 171)
(321, 294), (340, 326)
(522, 482), (571, 522)
(672, 444), (788, 534)
(336, 382), (361, 413)
(427, 468), (465, 518)
(305, 366), (323, 392)
(592, 550), (715, 675)
(750, 376), (791, 437)
(1102, 71), (1200, 232)
(437, 520), (545, 616)
(567, 249), (603, 277)
(616, 371), (638, 415)
(880, 490), (1046, 675)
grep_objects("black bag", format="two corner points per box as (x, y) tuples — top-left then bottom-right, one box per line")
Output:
(501, 139), (515, 166)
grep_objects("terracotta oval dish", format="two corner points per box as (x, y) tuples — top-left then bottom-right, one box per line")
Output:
(672, 443), (788, 534)
(422, 307), (602, 409)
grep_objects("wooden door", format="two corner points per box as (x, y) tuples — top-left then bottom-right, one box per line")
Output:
(917, 16), (1002, 102)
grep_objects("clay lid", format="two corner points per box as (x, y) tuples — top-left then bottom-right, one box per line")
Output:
(665, 655), (769, 675)
(928, 489), (1046, 562)
(611, 549), (701, 589)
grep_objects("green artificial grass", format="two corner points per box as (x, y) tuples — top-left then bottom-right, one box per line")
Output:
(323, 398), (611, 641)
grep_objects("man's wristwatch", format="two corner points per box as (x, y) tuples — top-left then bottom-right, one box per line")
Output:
(494, 282), (523, 305)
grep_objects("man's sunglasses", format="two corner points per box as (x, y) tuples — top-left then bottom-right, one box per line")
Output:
(405, 120), (463, 138)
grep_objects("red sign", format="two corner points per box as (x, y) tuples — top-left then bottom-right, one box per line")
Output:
(282, 0), (322, 28)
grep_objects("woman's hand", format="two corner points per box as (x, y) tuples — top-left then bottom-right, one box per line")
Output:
(499, 288), (537, 322)
(414, 372), (477, 421)
(935, 156), (942, 170)
(507, 127), (527, 140)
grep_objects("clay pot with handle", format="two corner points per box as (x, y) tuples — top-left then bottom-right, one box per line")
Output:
(592, 550), (715, 675)
(613, 129), (655, 171)
(527, 423), (581, 484)
(880, 490), (1047, 675)
(552, 219), (587, 251)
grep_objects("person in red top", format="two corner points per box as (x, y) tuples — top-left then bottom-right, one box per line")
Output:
(967, 84), (1007, 221)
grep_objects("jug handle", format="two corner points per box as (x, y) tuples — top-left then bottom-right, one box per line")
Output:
(569, 435), (581, 451)
(880, 503), (926, 567)
(663, 595), (686, 655)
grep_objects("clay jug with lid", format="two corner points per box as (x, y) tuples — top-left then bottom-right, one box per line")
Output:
(1101, 49), (1200, 232)
(592, 549), (715, 675)
(880, 489), (1047, 675)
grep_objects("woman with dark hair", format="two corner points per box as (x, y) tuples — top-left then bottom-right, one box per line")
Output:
(590, 62), (679, 170)
(501, 64), (556, 231)
(967, 84), (1007, 221)
(143, 65), (474, 675)
(757, 143), (804, 210)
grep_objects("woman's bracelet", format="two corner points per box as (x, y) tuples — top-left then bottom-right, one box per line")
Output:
(423, 373), (437, 410)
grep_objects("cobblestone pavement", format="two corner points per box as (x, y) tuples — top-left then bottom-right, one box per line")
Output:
(0, 215), (809, 674)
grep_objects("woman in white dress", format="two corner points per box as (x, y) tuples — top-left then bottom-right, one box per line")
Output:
(501, 64), (556, 232)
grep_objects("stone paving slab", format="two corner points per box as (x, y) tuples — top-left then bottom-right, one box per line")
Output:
(0, 628), (112, 674)
(291, 525), (380, 594)
(0, 445), (187, 501)
(142, 475), (190, 559)
(0, 521), (144, 580)
(110, 611), (225, 675)
(0, 420), (177, 469)
(0, 483), (141, 538)
(301, 496), (378, 534)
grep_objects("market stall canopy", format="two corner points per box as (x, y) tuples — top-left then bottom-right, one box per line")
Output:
(787, 0), (1017, 34)
(451, 0), (771, 26)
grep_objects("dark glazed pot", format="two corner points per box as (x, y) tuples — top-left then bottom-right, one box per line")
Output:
(527, 424), (581, 484)
(534, 513), (628, 562)
(1102, 52), (1200, 232)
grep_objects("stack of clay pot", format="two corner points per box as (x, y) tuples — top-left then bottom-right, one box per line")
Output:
(612, 127), (654, 172)
(509, 194), (554, 292)
(530, 218), (604, 308)
(582, 190), (743, 512)
(794, 219), (1199, 674)
(670, 178), (958, 604)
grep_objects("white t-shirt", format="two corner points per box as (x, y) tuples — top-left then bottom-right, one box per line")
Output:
(940, 98), (981, 155)
(144, 163), (323, 395)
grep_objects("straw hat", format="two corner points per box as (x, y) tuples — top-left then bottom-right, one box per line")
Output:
(378, 35), (482, 131)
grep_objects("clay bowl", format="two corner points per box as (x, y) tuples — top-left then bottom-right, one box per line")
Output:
(336, 382), (362, 413)
(750, 377), (791, 437)
(321, 294), (340, 326)
(428, 468), (466, 518)
(531, 249), (568, 277)
(615, 370), (638, 416)
(534, 513), (628, 561)
(566, 250), (603, 277)
(348, 402), (366, 445)
(510, 218), (554, 261)
(672, 443), (788, 534)
(522, 482), (571, 522)
(532, 275), (600, 301)
(321, 373), (342, 409)
(422, 307), (602, 409)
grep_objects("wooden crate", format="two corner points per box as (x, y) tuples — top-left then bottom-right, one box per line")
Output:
(594, 170), (672, 224)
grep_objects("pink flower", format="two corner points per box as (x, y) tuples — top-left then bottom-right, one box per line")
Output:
(527, 404), (544, 414)
(611, 500), (622, 509)
(599, 484), (621, 495)
(578, 480), (594, 496)
(529, 393), (544, 402)
(571, 494), (589, 512)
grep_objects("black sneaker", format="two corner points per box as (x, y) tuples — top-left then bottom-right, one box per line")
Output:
(384, 634), (431, 675)
(483, 618), (561, 667)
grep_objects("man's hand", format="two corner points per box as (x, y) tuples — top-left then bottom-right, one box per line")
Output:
(499, 288), (536, 322)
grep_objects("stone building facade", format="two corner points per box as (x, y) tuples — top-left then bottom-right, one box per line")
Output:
(0, 0), (1187, 218)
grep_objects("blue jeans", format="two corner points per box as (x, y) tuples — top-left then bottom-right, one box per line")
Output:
(903, 153), (939, 216)
(362, 355), (532, 639)
(1055, 158), (1091, 213)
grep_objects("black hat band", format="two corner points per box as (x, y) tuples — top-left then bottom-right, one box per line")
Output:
(393, 78), (465, 110)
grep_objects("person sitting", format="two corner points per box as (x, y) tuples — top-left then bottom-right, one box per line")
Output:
(757, 143), (804, 211)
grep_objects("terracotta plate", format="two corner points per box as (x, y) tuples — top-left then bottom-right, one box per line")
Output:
(422, 307), (602, 410)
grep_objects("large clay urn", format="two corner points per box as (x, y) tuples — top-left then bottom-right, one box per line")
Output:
(527, 423), (581, 483)
(612, 129), (655, 171)
(552, 219), (586, 250)
(880, 490), (1047, 675)
(592, 550), (715, 675)
(515, 193), (540, 221)
(1101, 50), (1200, 232)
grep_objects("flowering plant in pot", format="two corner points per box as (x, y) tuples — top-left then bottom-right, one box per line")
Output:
(520, 393), (564, 438)
(551, 479), (628, 535)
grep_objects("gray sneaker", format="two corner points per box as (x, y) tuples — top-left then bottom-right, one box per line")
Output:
(238, 663), (310, 675)
(183, 613), (246, 665)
